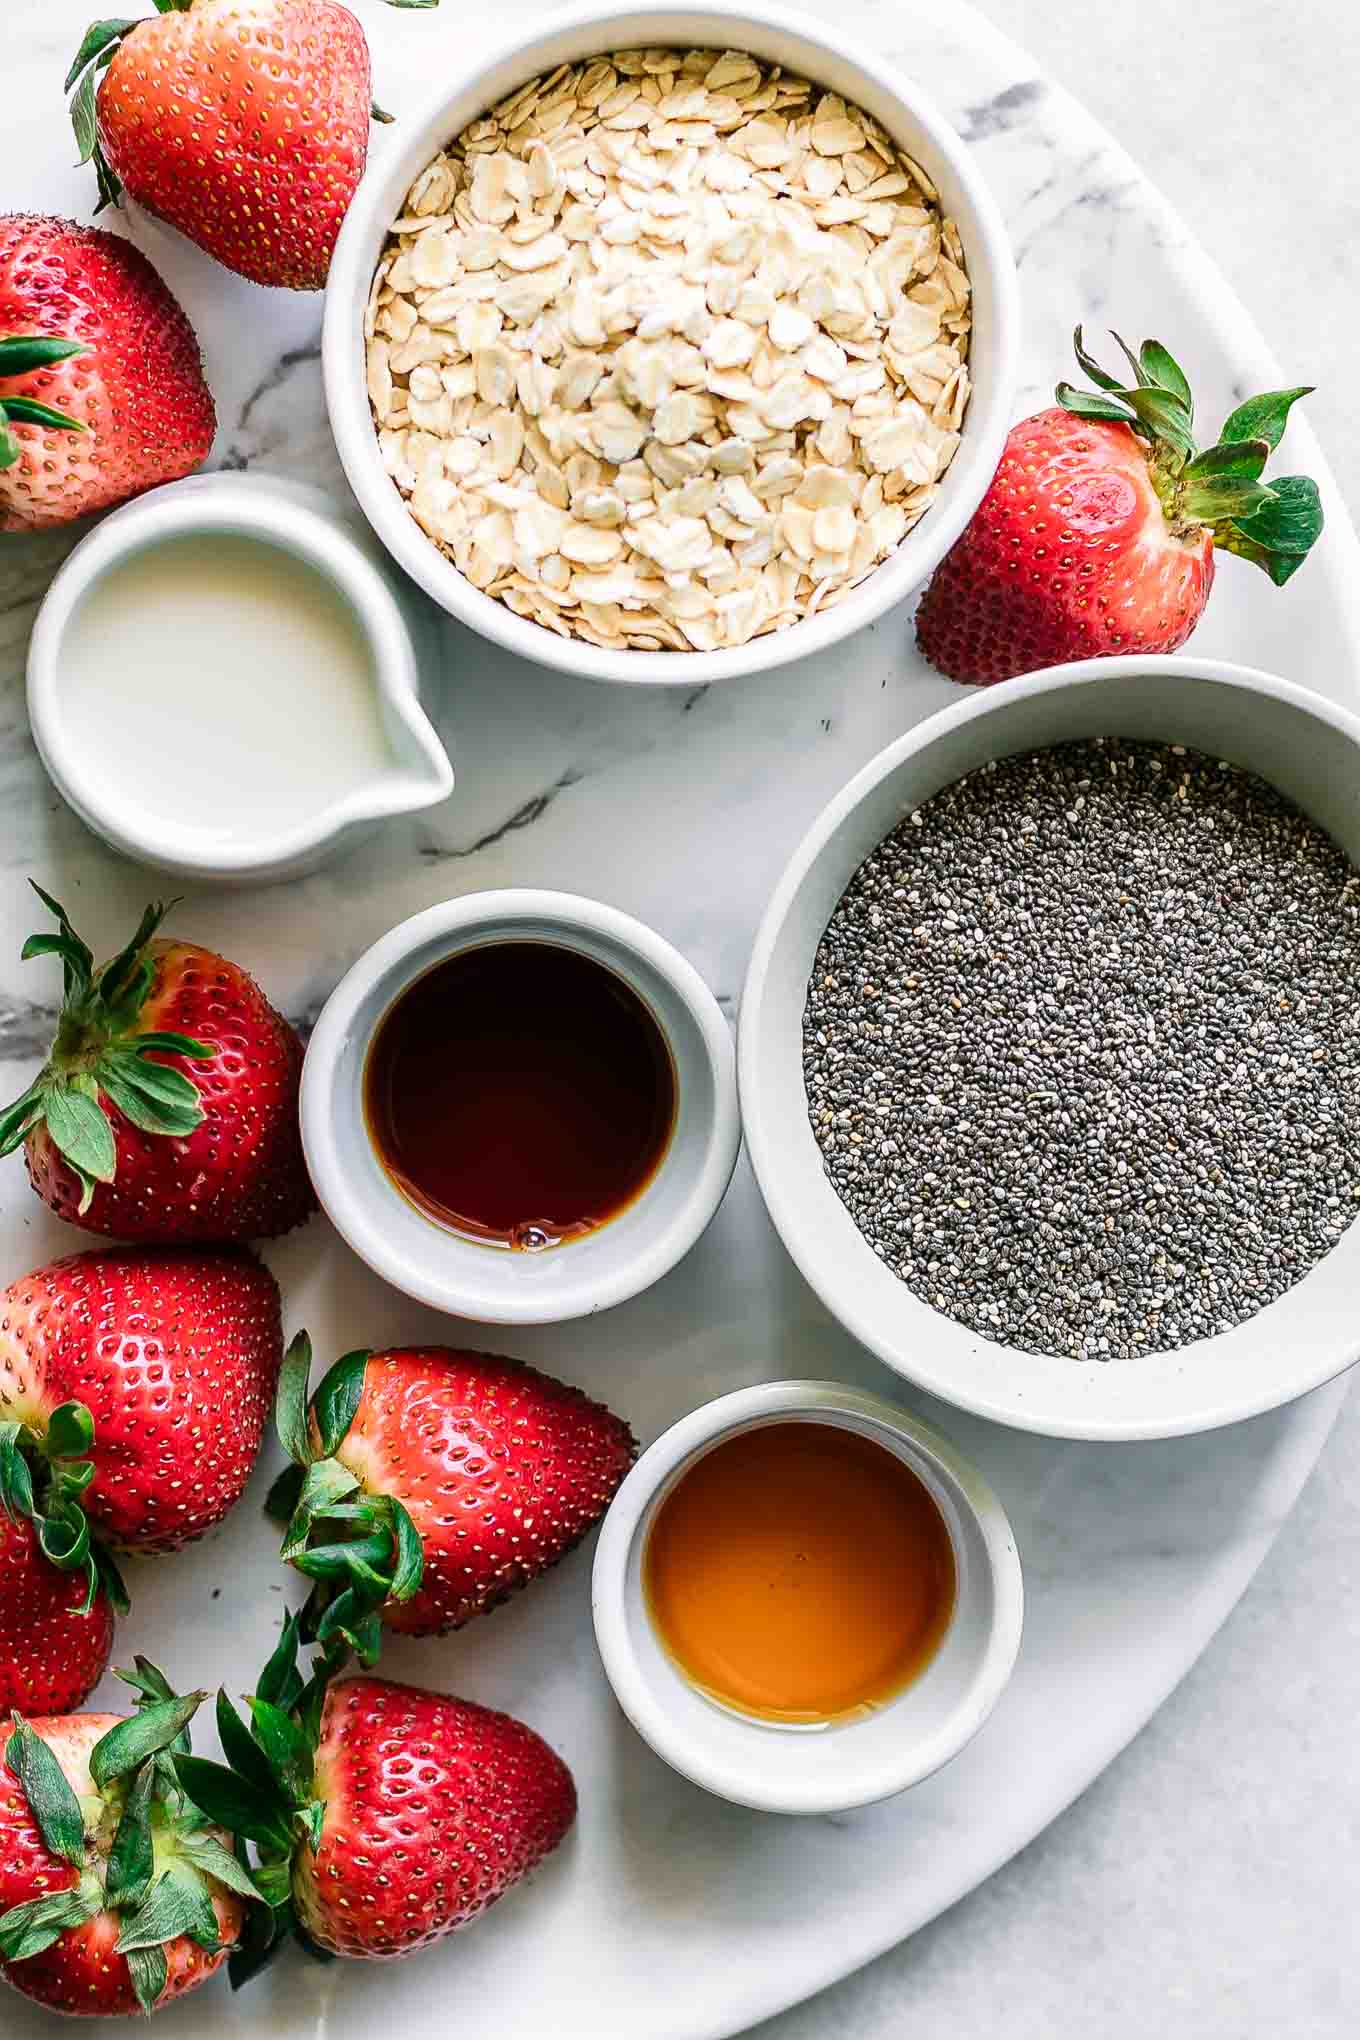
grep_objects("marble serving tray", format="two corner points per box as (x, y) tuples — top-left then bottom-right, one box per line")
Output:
(3, 1), (1357, 2036)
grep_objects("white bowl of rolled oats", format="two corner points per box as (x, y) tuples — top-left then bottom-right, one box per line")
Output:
(325, 1), (1018, 681)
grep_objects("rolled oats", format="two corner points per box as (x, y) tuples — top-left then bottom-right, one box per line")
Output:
(367, 48), (972, 653)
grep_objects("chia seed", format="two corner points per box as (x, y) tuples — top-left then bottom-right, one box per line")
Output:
(802, 738), (1360, 1362)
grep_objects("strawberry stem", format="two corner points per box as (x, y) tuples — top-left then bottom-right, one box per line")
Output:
(268, 1336), (424, 1673)
(0, 886), (217, 1211)
(1057, 327), (1323, 579)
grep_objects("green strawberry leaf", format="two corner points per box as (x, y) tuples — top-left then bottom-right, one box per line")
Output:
(1121, 385), (1195, 463)
(1, 397), (87, 433)
(114, 1866), (221, 1955)
(215, 1690), (284, 1807)
(1070, 325), (1124, 394)
(98, 1055), (202, 1137)
(314, 1587), (383, 1669)
(27, 884), (94, 996)
(0, 1426), (37, 1522)
(0, 414), (21, 470)
(1231, 472), (1324, 556)
(1220, 386), (1312, 451)
(275, 1333), (315, 1468)
(173, 1757), (293, 1852)
(1053, 382), (1134, 427)
(1182, 437), (1270, 483)
(64, 18), (136, 92)
(0, 337), (89, 379)
(130, 1031), (215, 1059)
(388, 1497), (425, 1602)
(43, 1084), (117, 1189)
(97, 900), (170, 1013)
(0, 1082), (45, 1156)
(176, 1832), (264, 1904)
(1109, 330), (1154, 388)
(20, 930), (94, 987)
(93, 1544), (130, 1617)
(254, 1612), (306, 1714)
(44, 1401), (94, 1461)
(384, 0), (441, 7)
(70, 66), (100, 165)
(264, 1462), (306, 1525)
(124, 1944), (169, 2013)
(36, 1500), (90, 1576)
(104, 1762), (157, 1911)
(1139, 339), (1193, 416)
(310, 1350), (370, 1458)
(0, 1879), (102, 1963)
(91, 1694), (205, 1790)
(1181, 474), (1278, 524)
(290, 1533), (392, 1584)
(281, 1460), (362, 1560)
(245, 1699), (314, 1805)
(4, 1718), (86, 1867)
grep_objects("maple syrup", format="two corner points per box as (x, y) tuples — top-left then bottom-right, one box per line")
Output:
(364, 940), (676, 1249)
(643, 1421), (956, 1725)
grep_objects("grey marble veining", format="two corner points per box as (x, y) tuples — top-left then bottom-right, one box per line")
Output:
(1, 3), (1357, 2038)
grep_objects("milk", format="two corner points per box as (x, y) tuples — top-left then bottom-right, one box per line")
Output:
(58, 532), (395, 843)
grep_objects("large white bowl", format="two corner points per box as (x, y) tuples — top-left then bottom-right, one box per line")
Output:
(740, 657), (1360, 1441)
(323, 0), (1019, 687)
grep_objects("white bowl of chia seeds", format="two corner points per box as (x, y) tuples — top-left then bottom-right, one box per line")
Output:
(740, 656), (1360, 1440)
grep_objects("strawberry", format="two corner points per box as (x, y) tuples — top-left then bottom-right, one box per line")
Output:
(0, 1675), (256, 2015)
(0, 887), (315, 1241)
(176, 1629), (575, 1973)
(0, 1512), (115, 1718)
(0, 215), (213, 531)
(64, 1), (385, 292)
(915, 329), (1324, 685)
(267, 1338), (637, 1663)
(0, 1245), (283, 1559)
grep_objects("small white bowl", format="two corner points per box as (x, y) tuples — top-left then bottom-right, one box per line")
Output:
(323, 0), (1019, 687)
(740, 656), (1360, 1442)
(592, 1378), (1023, 1813)
(27, 472), (454, 884)
(301, 889), (740, 1323)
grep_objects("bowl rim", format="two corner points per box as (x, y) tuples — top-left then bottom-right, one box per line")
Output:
(25, 472), (453, 879)
(322, 0), (1020, 687)
(300, 886), (741, 1323)
(591, 1377), (1024, 1812)
(738, 654), (1360, 1441)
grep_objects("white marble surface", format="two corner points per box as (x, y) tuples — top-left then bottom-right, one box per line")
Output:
(762, 5), (1360, 2037)
(1, 3), (1357, 2038)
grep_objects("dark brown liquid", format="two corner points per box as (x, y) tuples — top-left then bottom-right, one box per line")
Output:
(363, 941), (676, 1250)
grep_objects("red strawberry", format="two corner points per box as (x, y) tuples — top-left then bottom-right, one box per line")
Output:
(0, 1684), (253, 2015)
(0, 887), (315, 1241)
(178, 1656), (575, 1969)
(0, 1245), (283, 1556)
(0, 215), (214, 531)
(270, 1340), (637, 1659)
(65, 1), (379, 292)
(916, 328), (1323, 685)
(0, 1513), (114, 1717)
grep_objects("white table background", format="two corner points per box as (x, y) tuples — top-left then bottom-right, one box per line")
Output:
(757, 5), (1360, 2035)
(0, 3), (1355, 2035)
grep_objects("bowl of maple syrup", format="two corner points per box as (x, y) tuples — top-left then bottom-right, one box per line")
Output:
(592, 1379), (1023, 1813)
(300, 889), (740, 1323)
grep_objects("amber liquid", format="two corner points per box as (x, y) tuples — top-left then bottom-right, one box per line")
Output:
(643, 1422), (956, 1725)
(363, 941), (676, 1249)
